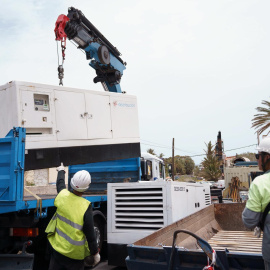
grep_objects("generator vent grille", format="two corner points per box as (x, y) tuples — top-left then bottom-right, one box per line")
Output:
(205, 193), (211, 205)
(113, 187), (164, 230)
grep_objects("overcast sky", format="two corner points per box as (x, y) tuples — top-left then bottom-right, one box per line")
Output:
(0, 0), (269, 164)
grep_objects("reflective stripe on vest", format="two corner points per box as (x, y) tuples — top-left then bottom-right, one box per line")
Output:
(55, 212), (83, 230)
(55, 227), (86, 246)
(46, 189), (91, 260)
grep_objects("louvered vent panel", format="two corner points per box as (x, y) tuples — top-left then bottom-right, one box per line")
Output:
(113, 187), (164, 230)
(205, 193), (211, 205)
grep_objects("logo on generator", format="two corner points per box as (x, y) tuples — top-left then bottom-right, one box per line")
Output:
(174, 187), (185, 191)
(113, 101), (135, 108)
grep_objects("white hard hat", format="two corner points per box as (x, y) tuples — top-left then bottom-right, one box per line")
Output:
(256, 137), (270, 154)
(70, 170), (91, 192)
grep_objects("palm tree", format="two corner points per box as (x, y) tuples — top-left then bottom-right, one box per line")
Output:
(252, 100), (270, 135)
(201, 142), (221, 181)
(159, 153), (165, 159)
(147, 148), (156, 155)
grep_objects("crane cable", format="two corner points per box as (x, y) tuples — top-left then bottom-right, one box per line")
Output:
(56, 41), (64, 85)
(56, 41), (60, 67)
(141, 140), (257, 158)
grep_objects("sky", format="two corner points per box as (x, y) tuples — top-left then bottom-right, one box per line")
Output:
(0, 0), (269, 164)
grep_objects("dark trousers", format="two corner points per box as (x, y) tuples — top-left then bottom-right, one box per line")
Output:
(48, 253), (84, 270)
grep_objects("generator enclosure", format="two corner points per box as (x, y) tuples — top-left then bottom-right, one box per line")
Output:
(0, 81), (140, 170)
(107, 181), (211, 245)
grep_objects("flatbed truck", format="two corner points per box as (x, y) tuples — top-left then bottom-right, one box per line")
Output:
(0, 126), (142, 269)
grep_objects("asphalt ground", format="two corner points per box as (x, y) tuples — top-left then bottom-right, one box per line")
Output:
(94, 260), (126, 270)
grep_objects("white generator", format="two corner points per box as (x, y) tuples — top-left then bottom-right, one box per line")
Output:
(0, 81), (140, 170)
(107, 180), (211, 265)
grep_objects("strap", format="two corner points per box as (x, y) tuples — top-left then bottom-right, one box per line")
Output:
(258, 170), (270, 231)
(259, 201), (270, 231)
(203, 249), (216, 270)
(24, 187), (42, 216)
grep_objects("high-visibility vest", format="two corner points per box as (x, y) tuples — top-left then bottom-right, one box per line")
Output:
(46, 189), (91, 260)
(246, 171), (270, 213)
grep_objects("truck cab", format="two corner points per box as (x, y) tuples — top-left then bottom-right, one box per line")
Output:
(140, 152), (165, 181)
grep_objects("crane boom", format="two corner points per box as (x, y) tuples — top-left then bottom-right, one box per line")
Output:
(55, 7), (126, 93)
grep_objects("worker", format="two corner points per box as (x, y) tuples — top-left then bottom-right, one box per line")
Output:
(242, 136), (270, 269)
(45, 164), (100, 270)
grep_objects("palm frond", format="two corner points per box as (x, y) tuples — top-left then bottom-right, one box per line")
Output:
(251, 99), (270, 135)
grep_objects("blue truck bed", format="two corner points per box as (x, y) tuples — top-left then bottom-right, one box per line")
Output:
(0, 127), (140, 215)
(126, 245), (264, 270)
(0, 127), (141, 270)
(126, 203), (264, 270)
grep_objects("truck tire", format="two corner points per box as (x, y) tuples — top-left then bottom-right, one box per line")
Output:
(94, 216), (104, 252)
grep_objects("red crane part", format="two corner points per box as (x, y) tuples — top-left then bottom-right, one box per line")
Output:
(54, 14), (69, 41)
(54, 14), (70, 61)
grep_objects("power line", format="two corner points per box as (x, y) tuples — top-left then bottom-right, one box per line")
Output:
(224, 144), (257, 152)
(141, 140), (171, 149)
(141, 142), (172, 150)
(141, 140), (196, 154)
(181, 144), (257, 158)
(141, 139), (257, 159)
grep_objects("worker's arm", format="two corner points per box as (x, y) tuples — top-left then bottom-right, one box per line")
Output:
(242, 208), (262, 229)
(83, 205), (99, 255)
(242, 181), (262, 229)
(56, 168), (66, 193)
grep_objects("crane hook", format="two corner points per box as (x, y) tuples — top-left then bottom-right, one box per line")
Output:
(58, 65), (64, 86)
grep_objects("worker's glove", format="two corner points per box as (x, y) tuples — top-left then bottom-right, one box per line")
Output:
(84, 253), (100, 268)
(92, 253), (100, 267)
(56, 163), (65, 172)
(254, 226), (261, 238)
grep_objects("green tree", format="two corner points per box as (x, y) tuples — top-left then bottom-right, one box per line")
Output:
(193, 165), (204, 177)
(147, 148), (156, 155)
(252, 100), (270, 135)
(183, 156), (195, 175)
(174, 156), (186, 174)
(201, 141), (221, 181)
(163, 157), (172, 176)
(163, 155), (195, 175)
(159, 153), (165, 159)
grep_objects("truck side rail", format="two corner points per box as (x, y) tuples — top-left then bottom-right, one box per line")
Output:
(0, 128), (56, 215)
(126, 245), (264, 270)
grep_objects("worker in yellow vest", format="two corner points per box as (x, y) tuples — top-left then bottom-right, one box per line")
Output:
(242, 137), (270, 269)
(46, 164), (100, 270)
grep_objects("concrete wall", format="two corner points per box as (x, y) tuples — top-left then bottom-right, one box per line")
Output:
(24, 167), (68, 186)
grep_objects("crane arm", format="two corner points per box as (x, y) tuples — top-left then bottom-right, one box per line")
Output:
(55, 7), (126, 93)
